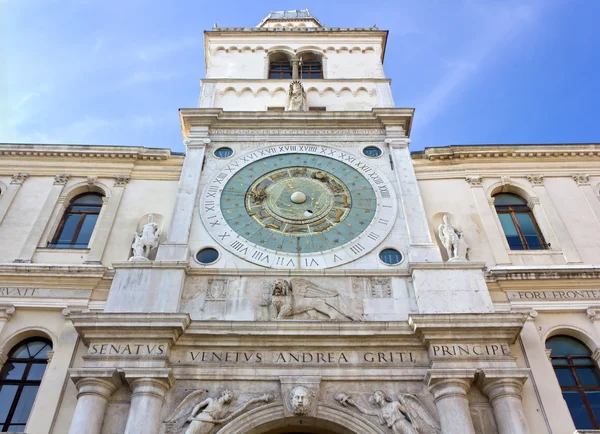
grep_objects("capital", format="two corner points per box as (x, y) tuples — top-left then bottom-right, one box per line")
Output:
(465, 176), (483, 187)
(572, 173), (590, 186)
(10, 173), (29, 185)
(425, 370), (476, 402)
(113, 175), (131, 187)
(54, 173), (71, 185)
(477, 370), (529, 404)
(128, 377), (172, 401)
(526, 174), (544, 186)
(73, 376), (119, 401)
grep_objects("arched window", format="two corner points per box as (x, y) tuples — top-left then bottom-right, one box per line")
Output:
(546, 336), (600, 429)
(299, 52), (322, 79)
(0, 338), (52, 431)
(49, 192), (103, 248)
(268, 53), (292, 79)
(493, 193), (547, 250)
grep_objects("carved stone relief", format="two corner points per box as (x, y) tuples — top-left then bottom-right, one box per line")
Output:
(268, 278), (363, 321)
(180, 277), (389, 321)
(206, 278), (229, 300)
(335, 390), (441, 434)
(164, 389), (273, 434)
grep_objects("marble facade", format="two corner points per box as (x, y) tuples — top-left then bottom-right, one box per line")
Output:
(0, 9), (598, 434)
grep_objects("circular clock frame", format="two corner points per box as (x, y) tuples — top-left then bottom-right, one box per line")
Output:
(199, 145), (397, 269)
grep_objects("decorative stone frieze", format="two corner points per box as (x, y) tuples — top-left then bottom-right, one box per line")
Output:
(10, 172), (29, 185)
(53, 173), (71, 185)
(572, 173), (591, 185)
(465, 175), (483, 187)
(526, 174), (544, 186)
(113, 175), (131, 186)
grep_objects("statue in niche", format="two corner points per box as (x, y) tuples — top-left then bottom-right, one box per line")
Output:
(289, 385), (314, 416)
(130, 214), (160, 261)
(437, 214), (469, 261)
(286, 80), (308, 112)
(269, 279), (362, 321)
(164, 389), (274, 434)
(335, 391), (441, 434)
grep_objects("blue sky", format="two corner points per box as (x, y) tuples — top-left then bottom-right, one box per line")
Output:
(1, 0), (599, 153)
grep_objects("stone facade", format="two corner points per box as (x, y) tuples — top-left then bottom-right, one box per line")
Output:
(0, 9), (598, 434)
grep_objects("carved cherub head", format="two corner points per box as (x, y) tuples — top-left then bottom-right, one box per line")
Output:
(289, 385), (313, 415)
(217, 389), (234, 404)
(371, 390), (392, 407)
(272, 279), (291, 296)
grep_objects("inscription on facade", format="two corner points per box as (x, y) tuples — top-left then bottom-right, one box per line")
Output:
(429, 344), (510, 358)
(507, 290), (600, 300)
(0, 288), (91, 298)
(182, 349), (421, 365)
(89, 343), (167, 356)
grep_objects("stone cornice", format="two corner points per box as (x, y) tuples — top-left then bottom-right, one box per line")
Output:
(180, 320), (419, 347)
(180, 108), (414, 139)
(409, 313), (527, 344)
(69, 313), (191, 345)
(414, 144), (600, 161)
(0, 144), (179, 161)
(486, 265), (600, 281)
(0, 263), (107, 278)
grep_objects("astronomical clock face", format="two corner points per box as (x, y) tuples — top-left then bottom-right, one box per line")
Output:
(200, 145), (396, 269)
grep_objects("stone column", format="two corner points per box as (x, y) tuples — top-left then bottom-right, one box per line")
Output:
(465, 176), (511, 265)
(0, 173), (28, 225)
(426, 371), (476, 434)
(68, 374), (119, 434)
(526, 174), (581, 263)
(15, 173), (71, 262)
(292, 59), (299, 79)
(124, 375), (172, 434)
(85, 175), (129, 264)
(479, 371), (530, 434)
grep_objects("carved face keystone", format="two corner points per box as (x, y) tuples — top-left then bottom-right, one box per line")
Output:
(290, 386), (311, 415)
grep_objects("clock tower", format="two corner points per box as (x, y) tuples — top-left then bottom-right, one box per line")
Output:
(75, 10), (531, 434)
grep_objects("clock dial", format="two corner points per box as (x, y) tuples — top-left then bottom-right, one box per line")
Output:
(200, 145), (396, 269)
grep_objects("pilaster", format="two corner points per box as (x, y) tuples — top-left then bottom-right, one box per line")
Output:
(386, 138), (442, 262)
(26, 318), (80, 434)
(156, 139), (207, 262)
(517, 310), (576, 433)
(0, 173), (28, 225)
(573, 173), (600, 228)
(85, 175), (130, 264)
(465, 176), (511, 265)
(526, 174), (581, 263)
(15, 173), (71, 262)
